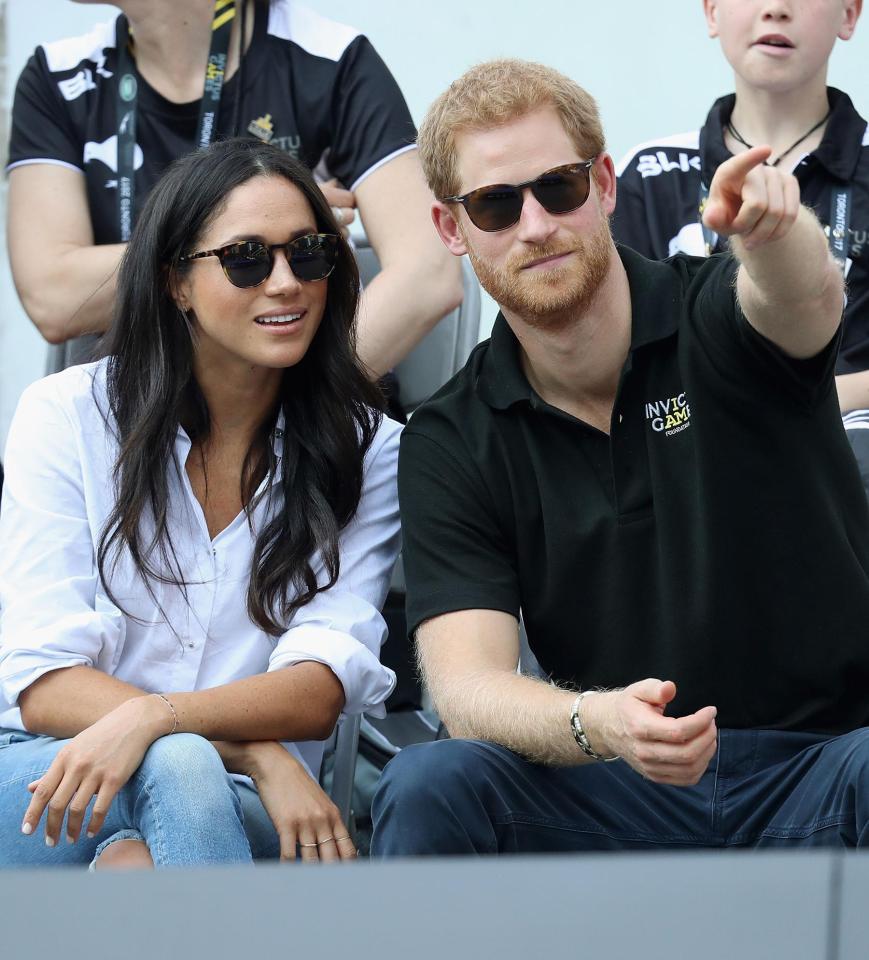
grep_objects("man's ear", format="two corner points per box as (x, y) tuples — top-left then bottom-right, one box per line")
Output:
(839, 0), (861, 40)
(703, 0), (719, 38)
(593, 154), (618, 218)
(431, 201), (469, 257)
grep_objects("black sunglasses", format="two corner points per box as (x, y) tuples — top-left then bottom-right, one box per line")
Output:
(441, 159), (597, 232)
(180, 233), (339, 288)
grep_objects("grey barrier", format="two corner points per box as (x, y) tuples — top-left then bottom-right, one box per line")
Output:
(1, 851), (866, 959)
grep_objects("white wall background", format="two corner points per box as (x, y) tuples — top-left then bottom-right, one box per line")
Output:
(1, 0), (868, 452)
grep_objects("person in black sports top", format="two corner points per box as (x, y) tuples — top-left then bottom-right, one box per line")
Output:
(7, 0), (461, 375)
(613, 0), (869, 493)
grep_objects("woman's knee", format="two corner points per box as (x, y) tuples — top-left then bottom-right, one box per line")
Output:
(92, 836), (154, 871)
(137, 733), (228, 794)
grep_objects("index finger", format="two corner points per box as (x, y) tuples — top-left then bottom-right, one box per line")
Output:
(714, 146), (773, 190)
(21, 765), (64, 837)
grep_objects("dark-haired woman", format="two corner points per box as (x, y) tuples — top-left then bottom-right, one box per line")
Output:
(0, 138), (400, 868)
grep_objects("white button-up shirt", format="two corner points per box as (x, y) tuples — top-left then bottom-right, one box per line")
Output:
(0, 361), (401, 778)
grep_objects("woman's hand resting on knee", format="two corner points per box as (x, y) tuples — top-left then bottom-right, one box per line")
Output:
(21, 694), (176, 846)
(237, 741), (357, 862)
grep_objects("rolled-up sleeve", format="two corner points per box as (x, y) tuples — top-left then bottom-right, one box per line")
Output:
(0, 377), (124, 709)
(268, 417), (402, 717)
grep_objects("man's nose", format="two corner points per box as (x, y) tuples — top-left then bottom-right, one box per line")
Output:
(515, 189), (559, 245)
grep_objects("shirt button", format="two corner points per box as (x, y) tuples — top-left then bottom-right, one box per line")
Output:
(187, 642), (195, 649)
(618, 414), (623, 424)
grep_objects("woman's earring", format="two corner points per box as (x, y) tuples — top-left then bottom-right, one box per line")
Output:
(178, 304), (192, 326)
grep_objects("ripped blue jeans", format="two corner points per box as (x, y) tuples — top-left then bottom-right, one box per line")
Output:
(0, 730), (280, 867)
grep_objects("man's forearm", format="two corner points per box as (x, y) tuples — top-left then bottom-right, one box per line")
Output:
(432, 668), (593, 766)
(732, 204), (838, 310)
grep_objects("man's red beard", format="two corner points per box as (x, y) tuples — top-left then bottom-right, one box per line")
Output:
(466, 214), (614, 332)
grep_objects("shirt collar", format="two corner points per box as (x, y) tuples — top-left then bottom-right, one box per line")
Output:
(478, 246), (683, 411)
(812, 88), (867, 181)
(701, 87), (867, 185)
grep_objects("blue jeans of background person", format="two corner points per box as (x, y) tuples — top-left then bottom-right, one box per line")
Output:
(371, 728), (869, 855)
(0, 730), (281, 867)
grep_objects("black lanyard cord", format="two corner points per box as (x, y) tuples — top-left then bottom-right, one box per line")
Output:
(229, 0), (247, 141)
(114, 0), (237, 241)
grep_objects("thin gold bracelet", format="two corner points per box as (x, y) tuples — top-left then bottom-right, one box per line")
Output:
(154, 693), (179, 735)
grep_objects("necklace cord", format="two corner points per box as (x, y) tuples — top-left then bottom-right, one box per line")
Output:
(726, 109), (831, 167)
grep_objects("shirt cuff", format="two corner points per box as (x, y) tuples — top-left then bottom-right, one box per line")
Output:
(268, 624), (396, 718)
(0, 651), (93, 708)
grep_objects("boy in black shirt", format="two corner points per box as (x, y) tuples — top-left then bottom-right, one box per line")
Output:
(613, 0), (869, 490)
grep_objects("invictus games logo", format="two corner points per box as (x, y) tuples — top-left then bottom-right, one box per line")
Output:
(247, 114), (275, 143)
(646, 393), (691, 437)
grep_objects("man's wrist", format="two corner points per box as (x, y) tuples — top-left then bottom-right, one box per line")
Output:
(569, 690), (619, 761)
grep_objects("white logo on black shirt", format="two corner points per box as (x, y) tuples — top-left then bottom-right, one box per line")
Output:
(58, 69), (96, 101)
(636, 152), (702, 179)
(83, 136), (144, 175)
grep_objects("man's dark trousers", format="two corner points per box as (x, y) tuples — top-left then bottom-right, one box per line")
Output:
(371, 729), (869, 854)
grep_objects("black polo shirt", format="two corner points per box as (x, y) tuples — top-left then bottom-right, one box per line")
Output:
(399, 247), (869, 734)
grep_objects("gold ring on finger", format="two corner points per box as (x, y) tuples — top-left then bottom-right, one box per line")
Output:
(315, 836), (334, 845)
(299, 841), (319, 848)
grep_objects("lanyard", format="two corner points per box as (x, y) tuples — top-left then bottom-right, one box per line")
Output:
(114, 0), (237, 241)
(827, 187), (852, 274)
(697, 181), (852, 275)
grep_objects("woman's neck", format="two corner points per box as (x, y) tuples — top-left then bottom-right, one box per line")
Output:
(118, 0), (252, 104)
(728, 76), (831, 168)
(191, 360), (283, 450)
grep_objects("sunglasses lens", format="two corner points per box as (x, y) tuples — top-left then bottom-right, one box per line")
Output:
(531, 166), (591, 215)
(289, 234), (338, 282)
(465, 186), (523, 232)
(222, 242), (272, 288)
(460, 163), (593, 232)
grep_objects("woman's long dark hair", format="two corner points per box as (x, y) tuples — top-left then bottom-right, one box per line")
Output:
(97, 137), (384, 635)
